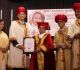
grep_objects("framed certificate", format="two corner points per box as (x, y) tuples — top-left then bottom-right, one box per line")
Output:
(24, 37), (35, 53)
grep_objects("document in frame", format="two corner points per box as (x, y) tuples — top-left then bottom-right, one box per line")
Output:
(24, 37), (35, 53)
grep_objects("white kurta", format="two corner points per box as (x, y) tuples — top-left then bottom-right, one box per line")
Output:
(68, 19), (80, 69)
(8, 21), (27, 68)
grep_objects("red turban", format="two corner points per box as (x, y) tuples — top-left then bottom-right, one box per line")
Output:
(55, 14), (67, 23)
(37, 22), (50, 30)
(16, 6), (27, 15)
(73, 3), (80, 10)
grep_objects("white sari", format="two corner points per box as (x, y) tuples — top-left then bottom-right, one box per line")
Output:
(0, 31), (9, 70)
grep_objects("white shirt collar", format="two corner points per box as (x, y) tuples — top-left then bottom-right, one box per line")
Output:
(19, 20), (25, 24)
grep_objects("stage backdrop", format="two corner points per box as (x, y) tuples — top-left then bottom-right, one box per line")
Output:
(27, 9), (75, 36)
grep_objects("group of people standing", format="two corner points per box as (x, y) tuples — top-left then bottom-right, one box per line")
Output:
(0, 2), (80, 70)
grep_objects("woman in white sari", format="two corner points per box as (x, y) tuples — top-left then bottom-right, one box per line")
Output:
(0, 19), (9, 70)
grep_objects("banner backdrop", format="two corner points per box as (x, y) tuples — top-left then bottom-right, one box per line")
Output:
(27, 9), (75, 36)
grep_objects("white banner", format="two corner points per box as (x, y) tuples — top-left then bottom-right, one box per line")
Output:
(27, 9), (75, 36)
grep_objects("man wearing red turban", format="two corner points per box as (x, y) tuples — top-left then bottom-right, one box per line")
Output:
(8, 6), (29, 70)
(54, 14), (72, 70)
(68, 3), (80, 70)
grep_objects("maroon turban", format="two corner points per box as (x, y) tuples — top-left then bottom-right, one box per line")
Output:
(73, 3), (80, 10)
(55, 14), (67, 23)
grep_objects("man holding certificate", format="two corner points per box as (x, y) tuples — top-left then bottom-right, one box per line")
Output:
(8, 6), (29, 70)
(30, 22), (55, 70)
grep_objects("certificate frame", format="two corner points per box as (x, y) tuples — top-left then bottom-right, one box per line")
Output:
(23, 37), (35, 53)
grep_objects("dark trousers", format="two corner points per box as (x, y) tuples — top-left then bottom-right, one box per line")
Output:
(7, 67), (28, 70)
